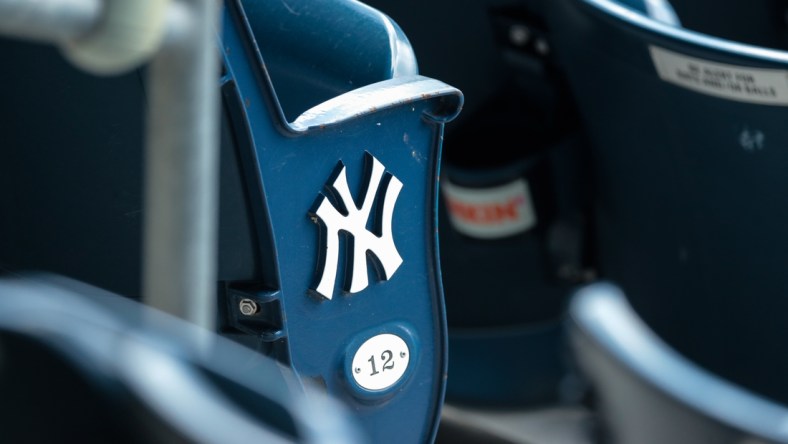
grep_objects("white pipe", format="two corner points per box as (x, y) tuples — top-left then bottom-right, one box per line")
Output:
(62, 0), (170, 75)
(0, 0), (171, 75)
(0, 0), (222, 331)
(142, 0), (222, 331)
(0, 0), (102, 43)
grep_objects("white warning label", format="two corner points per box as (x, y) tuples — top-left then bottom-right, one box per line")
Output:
(649, 45), (788, 106)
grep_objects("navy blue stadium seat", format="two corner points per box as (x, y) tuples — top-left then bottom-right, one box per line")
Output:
(364, 0), (595, 407)
(0, 273), (362, 444)
(0, 0), (462, 441)
(546, 0), (788, 405)
(569, 282), (788, 444)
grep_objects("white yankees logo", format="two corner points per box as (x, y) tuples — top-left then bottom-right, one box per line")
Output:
(310, 153), (403, 300)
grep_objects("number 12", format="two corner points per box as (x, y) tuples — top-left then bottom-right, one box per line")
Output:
(368, 350), (395, 376)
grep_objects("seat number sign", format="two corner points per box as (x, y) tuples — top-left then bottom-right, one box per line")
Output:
(351, 333), (410, 391)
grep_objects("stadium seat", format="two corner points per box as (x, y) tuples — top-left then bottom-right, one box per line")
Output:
(0, 273), (363, 444)
(0, 0), (462, 442)
(546, 0), (788, 404)
(568, 282), (788, 444)
(363, 0), (595, 407)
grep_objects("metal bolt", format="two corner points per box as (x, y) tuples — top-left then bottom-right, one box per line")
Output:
(239, 298), (258, 316)
(400, 351), (406, 358)
(508, 24), (531, 47)
(354, 367), (361, 374)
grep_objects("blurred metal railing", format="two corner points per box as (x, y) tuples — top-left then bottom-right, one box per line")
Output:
(0, 0), (221, 331)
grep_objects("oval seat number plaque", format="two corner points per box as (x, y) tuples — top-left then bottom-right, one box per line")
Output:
(351, 333), (410, 391)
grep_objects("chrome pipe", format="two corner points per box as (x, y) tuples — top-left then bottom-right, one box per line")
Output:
(142, 0), (222, 331)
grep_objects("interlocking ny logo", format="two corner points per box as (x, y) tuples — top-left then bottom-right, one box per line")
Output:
(310, 153), (403, 300)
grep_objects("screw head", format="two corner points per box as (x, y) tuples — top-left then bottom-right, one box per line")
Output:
(239, 299), (259, 316)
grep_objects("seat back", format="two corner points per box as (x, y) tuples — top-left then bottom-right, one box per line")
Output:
(546, 0), (788, 403)
(569, 282), (788, 444)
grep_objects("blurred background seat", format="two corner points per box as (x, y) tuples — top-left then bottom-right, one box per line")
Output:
(569, 281), (788, 444)
(363, 0), (597, 411)
(546, 0), (788, 407)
